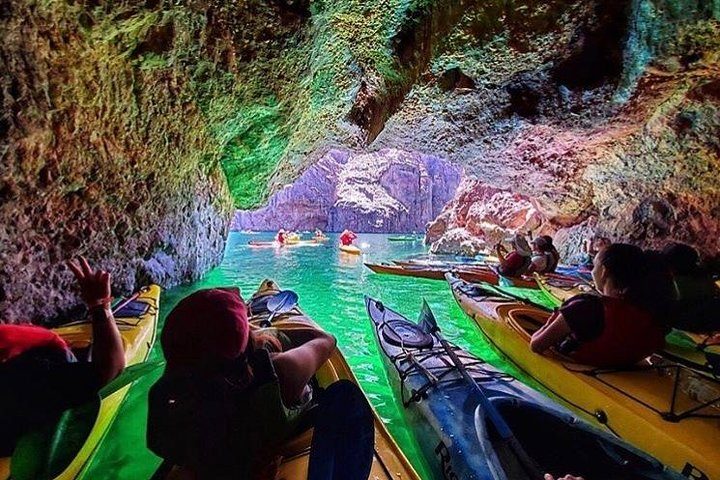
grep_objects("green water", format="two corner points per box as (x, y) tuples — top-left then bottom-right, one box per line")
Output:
(83, 232), (548, 479)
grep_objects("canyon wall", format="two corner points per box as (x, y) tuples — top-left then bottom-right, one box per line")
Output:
(232, 148), (463, 232)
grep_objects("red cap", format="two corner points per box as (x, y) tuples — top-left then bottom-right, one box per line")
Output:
(0, 324), (69, 363)
(161, 287), (249, 371)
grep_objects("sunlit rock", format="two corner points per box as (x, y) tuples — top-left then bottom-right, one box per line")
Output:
(427, 180), (542, 254)
(233, 148), (463, 233)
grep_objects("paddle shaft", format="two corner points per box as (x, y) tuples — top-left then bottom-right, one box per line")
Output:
(481, 282), (554, 313)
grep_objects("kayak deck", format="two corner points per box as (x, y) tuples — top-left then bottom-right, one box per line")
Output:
(449, 275), (720, 479)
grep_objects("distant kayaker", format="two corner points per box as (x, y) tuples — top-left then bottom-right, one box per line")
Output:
(0, 257), (125, 456)
(339, 229), (357, 246)
(148, 287), (372, 479)
(276, 228), (287, 245)
(528, 235), (560, 274)
(663, 242), (720, 332)
(495, 234), (532, 277)
(530, 244), (667, 368)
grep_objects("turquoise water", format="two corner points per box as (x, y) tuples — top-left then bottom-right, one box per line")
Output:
(84, 232), (545, 479)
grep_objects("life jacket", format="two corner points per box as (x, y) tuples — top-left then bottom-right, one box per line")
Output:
(277, 232), (286, 244)
(498, 252), (531, 277)
(534, 251), (559, 273)
(0, 325), (69, 363)
(147, 348), (312, 477)
(566, 297), (666, 368)
(340, 232), (355, 246)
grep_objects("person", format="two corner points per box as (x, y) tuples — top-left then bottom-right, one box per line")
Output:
(495, 234), (532, 277)
(662, 242), (720, 332)
(530, 244), (667, 368)
(147, 287), (373, 479)
(528, 235), (560, 274)
(0, 258), (125, 456)
(580, 236), (611, 267)
(276, 229), (287, 246)
(339, 229), (357, 247)
(314, 228), (324, 239)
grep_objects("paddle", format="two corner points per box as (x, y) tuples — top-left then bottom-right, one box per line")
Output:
(456, 276), (554, 313)
(259, 290), (299, 327)
(417, 300), (543, 478)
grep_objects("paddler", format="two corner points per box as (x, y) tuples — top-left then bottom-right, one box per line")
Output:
(0, 257), (125, 456)
(663, 242), (720, 332)
(147, 287), (373, 479)
(580, 236), (611, 267)
(528, 235), (560, 274)
(495, 233), (532, 277)
(339, 229), (357, 247)
(530, 244), (667, 367)
(276, 228), (287, 246)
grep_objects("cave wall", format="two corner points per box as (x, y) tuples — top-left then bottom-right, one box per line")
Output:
(0, 0), (248, 323)
(2, 0), (718, 320)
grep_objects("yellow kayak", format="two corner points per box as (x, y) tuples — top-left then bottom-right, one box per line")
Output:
(0, 285), (160, 480)
(339, 244), (362, 255)
(534, 272), (594, 307)
(161, 280), (419, 480)
(448, 274), (720, 480)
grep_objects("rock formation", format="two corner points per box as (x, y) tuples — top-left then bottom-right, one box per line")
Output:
(2, 0), (719, 322)
(0, 1), (239, 323)
(232, 148), (463, 232)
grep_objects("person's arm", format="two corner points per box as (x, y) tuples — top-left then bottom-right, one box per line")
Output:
(271, 330), (336, 405)
(530, 312), (571, 354)
(494, 243), (507, 262)
(68, 257), (125, 385)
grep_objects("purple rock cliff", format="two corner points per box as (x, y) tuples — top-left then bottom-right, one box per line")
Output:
(232, 148), (463, 233)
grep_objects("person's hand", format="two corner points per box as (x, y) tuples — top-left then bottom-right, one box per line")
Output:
(68, 257), (112, 309)
(544, 474), (585, 480)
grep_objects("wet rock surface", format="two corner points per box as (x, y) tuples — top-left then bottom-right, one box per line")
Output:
(0, 1), (233, 323)
(232, 148), (463, 233)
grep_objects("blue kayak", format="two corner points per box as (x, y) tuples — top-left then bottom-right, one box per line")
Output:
(365, 297), (683, 480)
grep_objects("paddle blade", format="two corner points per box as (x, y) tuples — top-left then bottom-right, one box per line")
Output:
(266, 290), (299, 314)
(418, 299), (439, 334)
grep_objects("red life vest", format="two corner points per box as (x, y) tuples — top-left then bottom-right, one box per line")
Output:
(0, 325), (69, 363)
(499, 252), (531, 277)
(568, 297), (666, 368)
(340, 232), (355, 246)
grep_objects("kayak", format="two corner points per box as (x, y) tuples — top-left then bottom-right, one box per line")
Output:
(249, 240), (322, 248)
(340, 244), (362, 255)
(534, 272), (594, 307)
(366, 296), (685, 480)
(447, 274), (720, 479)
(388, 236), (420, 242)
(365, 262), (538, 288)
(157, 280), (420, 480)
(1, 285), (161, 480)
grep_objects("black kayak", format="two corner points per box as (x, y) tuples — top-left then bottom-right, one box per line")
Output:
(365, 296), (684, 480)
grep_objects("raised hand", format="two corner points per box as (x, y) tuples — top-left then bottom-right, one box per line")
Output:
(68, 257), (112, 309)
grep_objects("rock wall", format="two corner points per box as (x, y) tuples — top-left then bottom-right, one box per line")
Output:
(232, 148), (463, 232)
(370, 0), (720, 259)
(0, 1), (240, 323)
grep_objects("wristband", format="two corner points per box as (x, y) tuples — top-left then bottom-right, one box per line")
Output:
(87, 296), (112, 310)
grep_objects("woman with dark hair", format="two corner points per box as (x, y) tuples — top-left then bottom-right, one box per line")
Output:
(496, 234), (533, 277)
(663, 242), (720, 332)
(147, 287), (373, 480)
(530, 244), (667, 368)
(529, 235), (560, 274)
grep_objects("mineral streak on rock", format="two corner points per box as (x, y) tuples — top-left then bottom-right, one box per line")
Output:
(232, 148), (463, 233)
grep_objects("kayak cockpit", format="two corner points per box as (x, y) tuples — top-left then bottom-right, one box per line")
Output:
(476, 398), (679, 480)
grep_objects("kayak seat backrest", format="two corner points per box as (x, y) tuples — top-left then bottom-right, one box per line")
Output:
(489, 398), (669, 480)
